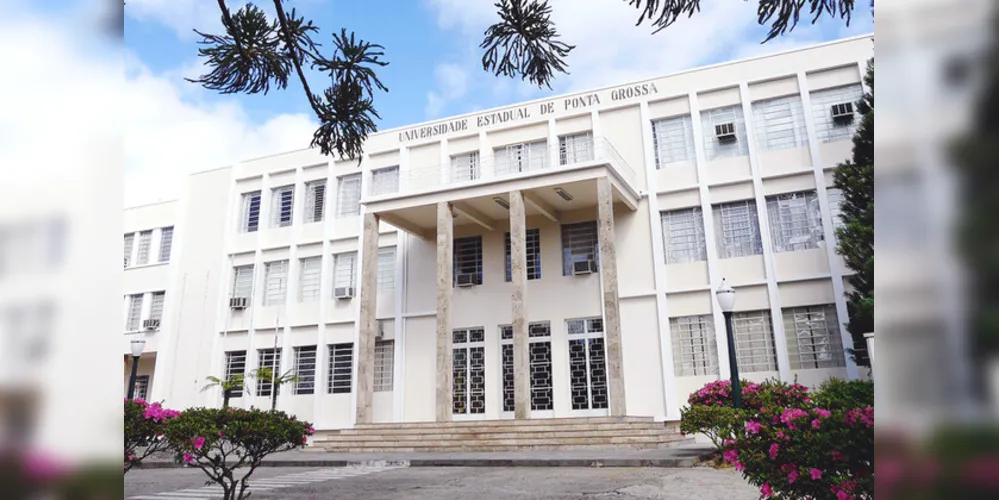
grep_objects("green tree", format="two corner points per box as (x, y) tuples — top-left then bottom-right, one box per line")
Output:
(250, 367), (299, 411)
(832, 60), (874, 367)
(200, 374), (245, 408)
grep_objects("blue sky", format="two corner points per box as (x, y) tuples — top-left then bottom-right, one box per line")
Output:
(116, 0), (872, 206)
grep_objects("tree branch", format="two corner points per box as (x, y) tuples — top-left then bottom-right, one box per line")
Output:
(271, 0), (324, 115)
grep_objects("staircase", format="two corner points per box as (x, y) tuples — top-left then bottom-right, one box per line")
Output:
(311, 416), (692, 452)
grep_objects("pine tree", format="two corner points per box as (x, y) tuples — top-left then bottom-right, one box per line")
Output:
(832, 60), (874, 367)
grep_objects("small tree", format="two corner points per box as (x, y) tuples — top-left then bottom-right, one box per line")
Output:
(201, 374), (245, 408)
(124, 399), (181, 472)
(250, 367), (299, 411)
(163, 408), (314, 500)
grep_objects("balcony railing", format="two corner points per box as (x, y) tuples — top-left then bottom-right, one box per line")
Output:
(366, 136), (637, 199)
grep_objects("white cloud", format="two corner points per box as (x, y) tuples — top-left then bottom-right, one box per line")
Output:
(125, 0), (282, 40)
(424, 62), (472, 118)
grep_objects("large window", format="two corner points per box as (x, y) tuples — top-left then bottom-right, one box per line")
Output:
(451, 152), (479, 182)
(374, 340), (395, 392)
(671, 315), (719, 376)
(810, 84), (863, 143)
(298, 256), (322, 302)
(232, 265), (254, 299)
(700, 105), (748, 160)
(505, 228), (541, 281)
(712, 200), (763, 258)
(224, 350), (247, 397)
(752, 95), (808, 151)
(453, 236), (483, 286)
(783, 305), (846, 369)
(149, 292), (165, 323)
(661, 208), (707, 264)
(559, 132), (594, 165)
(263, 260), (288, 306)
(255, 348), (282, 397)
(327, 343), (353, 394)
(827, 187), (845, 231)
(135, 230), (152, 265)
(733, 311), (779, 373)
(133, 375), (150, 401)
(561, 221), (598, 275)
(304, 180), (326, 224)
(158, 227), (174, 262)
(336, 174), (362, 217)
(499, 322), (553, 412)
(271, 185), (294, 228)
(494, 141), (547, 176)
(766, 191), (824, 253)
(333, 252), (357, 291)
(371, 166), (399, 195)
(378, 247), (396, 292)
(241, 191), (261, 232)
(125, 294), (143, 331)
(652, 115), (695, 167)
(566, 318), (607, 411)
(293, 346), (317, 395)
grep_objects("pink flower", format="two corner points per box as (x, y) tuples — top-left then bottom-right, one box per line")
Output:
(192, 436), (206, 450)
(744, 421), (762, 434)
(302, 435), (309, 445)
(777, 431), (786, 440)
(734, 461), (745, 471)
(760, 483), (773, 498)
(812, 419), (821, 429)
(816, 408), (831, 419)
(306, 425), (316, 435)
(769, 443), (780, 459)
(810, 468), (822, 480)
(182, 453), (195, 465)
(723, 449), (739, 464)
(836, 491), (852, 500)
(723, 439), (735, 446)
(780, 408), (809, 429)
(218, 431), (224, 437)
(788, 471), (799, 484)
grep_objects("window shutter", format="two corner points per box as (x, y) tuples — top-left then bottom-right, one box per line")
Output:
(298, 257), (322, 302)
(158, 227), (174, 262)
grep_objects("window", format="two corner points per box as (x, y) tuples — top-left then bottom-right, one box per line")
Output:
(336, 174), (362, 217)
(701, 105), (748, 160)
(298, 256), (322, 302)
(661, 208), (707, 264)
(263, 260), (288, 306)
(712, 200), (763, 258)
(783, 305), (846, 369)
(224, 350), (247, 397)
(293, 346), (317, 395)
(304, 180), (326, 223)
(371, 166), (399, 195)
(566, 317), (607, 411)
(671, 315), (718, 376)
(123, 233), (134, 268)
(255, 348), (282, 397)
(126, 294), (143, 331)
(378, 247), (396, 291)
(453, 236), (483, 286)
(733, 311), (779, 373)
(451, 152), (479, 182)
(271, 185), (294, 228)
(135, 231), (152, 265)
(374, 340), (395, 392)
(827, 188), (845, 231)
(504, 228), (541, 281)
(158, 227), (174, 262)
(810, 84), (863, 143)
(766, 191), (824, 253)
(133, 375), (150, 401)
(495, 141), (547, 176)
(149, 292), (165, 322)
(333, 252), (357, 291)
(327, 343), (353, 394)
(561, 221), (598, 275)
(241, 191), (261, 232)
(232, 265), (254, 299)
(652, 115), (695, 167)
(559, 132), (594, 165)
(499, 322), (553, 412)
(752, 95), (808, 151)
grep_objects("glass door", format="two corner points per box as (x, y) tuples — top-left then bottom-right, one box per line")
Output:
(567, 318), (609, 416)
(452, 328), (486, 419)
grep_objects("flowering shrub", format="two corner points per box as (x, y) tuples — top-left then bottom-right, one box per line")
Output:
(162, 408), (314, 500)
(686, 379), (811, 411)
(124, 398), (181, 472)
(811, 379), (874, 412)
(679, 405), (745, 449)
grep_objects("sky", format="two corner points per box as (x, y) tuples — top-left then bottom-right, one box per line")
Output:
(114, 0), (873, 207)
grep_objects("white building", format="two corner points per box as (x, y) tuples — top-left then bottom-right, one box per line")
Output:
(125, 35), (874, 430)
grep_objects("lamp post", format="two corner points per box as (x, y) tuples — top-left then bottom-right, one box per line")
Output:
(127, 338), (146, 400)
(716, 279), (741, 409)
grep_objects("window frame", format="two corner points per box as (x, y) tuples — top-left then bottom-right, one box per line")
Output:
(327, 343), (353, 394)
(561, 221), (599, 275)
(241, 191), (262, 233)
(504, 228), (541, 281)
(453, 236), (483, 286)
(293, 345), (317, 395)
(304, 180), (326, 224)
(336, 174), (362, 218)
(270, 185), (295, 228)
(661, 207), (707, 264)
(712, 200), (764, 259)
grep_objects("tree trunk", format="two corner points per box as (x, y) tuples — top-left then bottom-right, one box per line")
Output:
(271, 384), (278, 411)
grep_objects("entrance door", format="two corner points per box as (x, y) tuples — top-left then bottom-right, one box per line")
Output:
(452, 328), (486, 418)
(500, 323), (554, 418)
(567, 318), (609, 415)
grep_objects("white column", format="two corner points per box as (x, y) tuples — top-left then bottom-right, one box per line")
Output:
(739, 83), (792, 381)
(355, 212), (380, 424)
(796, 72), (858, 380)
(435, 202), (454, 422)
(596, 177), (627, 416)
(478, 131), (493, 179)
(509, 190), (530, 419)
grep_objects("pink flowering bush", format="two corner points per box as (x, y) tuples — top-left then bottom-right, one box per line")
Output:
(124, 398), (181, 472)
(162, 408), (314, 500)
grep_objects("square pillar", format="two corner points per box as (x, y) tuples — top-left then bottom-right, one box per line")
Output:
(596, 177), (627, 416)
(436, 202), (454, 422)
(355, 212), (379, 424)
(509, 191), (531, 419)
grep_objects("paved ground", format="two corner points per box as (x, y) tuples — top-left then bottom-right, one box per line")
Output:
(125, 465), (759, 500)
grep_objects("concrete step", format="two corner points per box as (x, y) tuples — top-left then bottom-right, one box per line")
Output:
(349, 416), (654, 429)
(321, 422), (670, 436)
(319, 437), (696, 453)
(315, 428), (677, 442)
(320, 435), (691, 449)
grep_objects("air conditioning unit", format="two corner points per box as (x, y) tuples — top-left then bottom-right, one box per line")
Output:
(455, 273), (477, 287)
(830, 102), (854, 124)
(229, 297), (248, 310)
(142, 319), (160, 330)
(715, 122), (737, 143)
(334, 287), (355, 299)
(572, 260), (597, 275)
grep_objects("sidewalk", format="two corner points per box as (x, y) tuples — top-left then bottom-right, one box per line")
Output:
(139, 444), (715, 469)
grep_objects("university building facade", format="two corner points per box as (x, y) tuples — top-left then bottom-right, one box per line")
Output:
(124, 35), (873, 430)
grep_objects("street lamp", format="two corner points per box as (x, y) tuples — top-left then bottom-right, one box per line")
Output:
(127, 338), (146, 401)
(716, 279), (742, 409)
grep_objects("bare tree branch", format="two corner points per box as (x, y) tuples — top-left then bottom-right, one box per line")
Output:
(481, 0), (574, 89)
